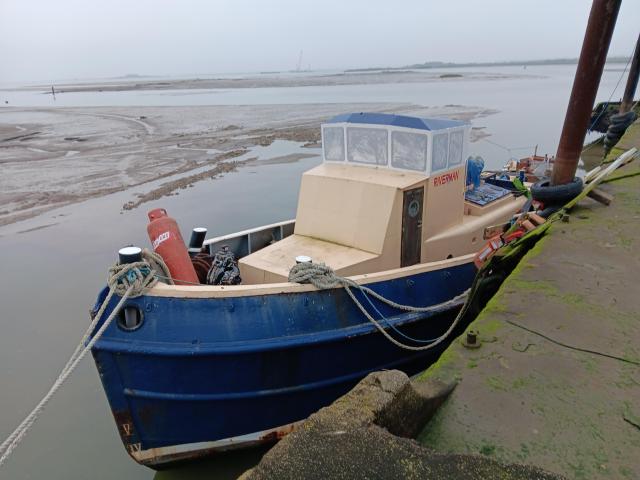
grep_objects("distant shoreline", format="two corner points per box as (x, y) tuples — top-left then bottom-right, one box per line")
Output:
(5, 70), (533, 94)
(346, 56), (631, 73)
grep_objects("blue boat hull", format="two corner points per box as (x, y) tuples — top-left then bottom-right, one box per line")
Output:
(90, 261), (476, 467)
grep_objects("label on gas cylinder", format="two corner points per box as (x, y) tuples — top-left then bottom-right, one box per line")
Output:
(152, 231), (170, 250)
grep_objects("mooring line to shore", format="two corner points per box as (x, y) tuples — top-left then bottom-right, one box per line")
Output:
(0, 286), (133, 467)
(480, 137), (538, 154)
(587, 52), (633, 134)
(289, 262), (473, 351)
(0, 259), (159, 468)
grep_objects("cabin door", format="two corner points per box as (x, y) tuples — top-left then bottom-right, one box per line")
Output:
(401, 187), (423, 267)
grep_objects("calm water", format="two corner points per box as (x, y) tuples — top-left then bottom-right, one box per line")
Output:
(0, 64), (621, 479)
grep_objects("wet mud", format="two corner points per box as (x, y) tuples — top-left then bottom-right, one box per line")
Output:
(0, 103), (495, 226)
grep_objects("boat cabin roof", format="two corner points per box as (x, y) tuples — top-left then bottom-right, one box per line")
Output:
(322, 112), (470, 178)
(326, 112), (466, 131)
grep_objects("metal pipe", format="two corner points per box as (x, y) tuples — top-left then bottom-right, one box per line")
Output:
(551, 0), (622, 186)
(620, 32), (640, 114)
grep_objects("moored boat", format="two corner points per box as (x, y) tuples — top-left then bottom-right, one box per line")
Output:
(90, 112), (527, 468)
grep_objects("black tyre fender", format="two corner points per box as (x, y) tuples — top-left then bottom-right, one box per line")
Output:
(607, 122), (628, 134)
(530, 177), (583, 205)
(604, 133), (621, 147)
(610, 111), (637, 125)
(606, 130), (622, 140)
(537, 205), (562, 218)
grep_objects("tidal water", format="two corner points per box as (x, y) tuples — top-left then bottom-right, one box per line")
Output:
(0, 64), (624, 479)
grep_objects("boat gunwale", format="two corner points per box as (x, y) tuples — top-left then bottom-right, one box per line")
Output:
(202, 218), (295, 246)
(146, 253), (476, 299)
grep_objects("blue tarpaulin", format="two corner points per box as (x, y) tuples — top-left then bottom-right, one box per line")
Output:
(466, 156), (484, 189)
(465, 182), (512, 206)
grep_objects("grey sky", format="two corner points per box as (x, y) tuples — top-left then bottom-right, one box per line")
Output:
(1, 0), (639, 83)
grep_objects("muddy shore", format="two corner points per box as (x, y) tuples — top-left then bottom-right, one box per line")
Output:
(0, 103), (496, 227)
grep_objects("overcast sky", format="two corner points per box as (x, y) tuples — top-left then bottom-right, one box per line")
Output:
(1, 0), (639, 83)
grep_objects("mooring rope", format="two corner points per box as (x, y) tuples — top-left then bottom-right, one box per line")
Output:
(136, 248), (174, 287)
(288, 262), (470, 351)
(0, 256), (161, 468)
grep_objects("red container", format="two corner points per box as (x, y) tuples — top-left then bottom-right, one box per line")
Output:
(147, 208), (199, 285)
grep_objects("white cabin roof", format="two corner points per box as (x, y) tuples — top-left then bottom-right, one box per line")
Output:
(321, 112), (470, 177)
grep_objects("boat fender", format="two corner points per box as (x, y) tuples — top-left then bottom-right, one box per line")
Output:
(530, 177), (583, 206)
(473, 234), (504, 269)
(604, 111), (637, 154)
(537, 205), (562, 218)
(147, 208), (199, 285)
(474, 226), (526, 269)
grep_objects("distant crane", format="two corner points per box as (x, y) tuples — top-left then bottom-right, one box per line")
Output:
(296, 50), (303, 72)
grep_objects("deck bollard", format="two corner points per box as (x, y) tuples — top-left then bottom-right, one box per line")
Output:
(119, 246), (142, 264)
(188, 227), (208, 257)
(118, 246), (143, 329)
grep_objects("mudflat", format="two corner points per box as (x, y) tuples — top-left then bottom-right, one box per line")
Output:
(0, 103), (495, 226)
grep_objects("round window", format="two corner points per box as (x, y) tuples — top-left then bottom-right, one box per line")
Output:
(408, 200), (420, 218)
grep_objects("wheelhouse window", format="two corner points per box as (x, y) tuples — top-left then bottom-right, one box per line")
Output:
(391, 131), (428, 172)
(432, 133), (449, 171)
(347, 127), (388, 165)
(323, 127), (345, 161)
(448, 130), (464, 167)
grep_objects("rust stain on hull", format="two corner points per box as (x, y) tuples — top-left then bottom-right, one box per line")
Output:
(108, 409), (302, 469)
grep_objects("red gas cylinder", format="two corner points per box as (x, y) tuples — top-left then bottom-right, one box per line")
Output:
(147, 208), (199, 285)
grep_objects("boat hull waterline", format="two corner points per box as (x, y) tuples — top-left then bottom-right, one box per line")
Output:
(90, 259), (475, 467)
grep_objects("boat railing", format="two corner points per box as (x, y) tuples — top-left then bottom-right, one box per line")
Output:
(203, 219), (295, 259)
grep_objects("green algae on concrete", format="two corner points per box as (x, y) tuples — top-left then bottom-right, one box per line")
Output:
(604, 121), (640, 164)
(417, 120), (640, 479)
(243, 371), (564, 480)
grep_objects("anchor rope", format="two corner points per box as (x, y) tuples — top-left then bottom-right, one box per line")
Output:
(0, 254), (162, 468)
(288, 262), (470, 351)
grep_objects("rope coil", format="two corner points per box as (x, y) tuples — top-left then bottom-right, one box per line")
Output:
(288, 262), (470, 351)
